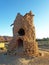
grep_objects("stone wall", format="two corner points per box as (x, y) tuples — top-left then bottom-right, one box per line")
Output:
(8, 11), (39, 57)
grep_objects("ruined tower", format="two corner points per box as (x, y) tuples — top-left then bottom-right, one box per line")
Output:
(8, 11), (39, 56)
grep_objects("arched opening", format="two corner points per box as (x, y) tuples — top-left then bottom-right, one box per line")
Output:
(18, 28), (25, 36)
(17, 39), (23, 48)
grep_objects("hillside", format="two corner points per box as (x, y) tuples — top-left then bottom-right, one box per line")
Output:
(0, 36), (12, 42)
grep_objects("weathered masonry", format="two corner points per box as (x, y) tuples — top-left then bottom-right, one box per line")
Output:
(8, 11), (39, 57)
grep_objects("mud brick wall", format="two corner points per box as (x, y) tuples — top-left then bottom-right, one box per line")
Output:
(8, 11), (39, 56)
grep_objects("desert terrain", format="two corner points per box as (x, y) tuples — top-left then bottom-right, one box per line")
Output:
(0, 42), (49, 65)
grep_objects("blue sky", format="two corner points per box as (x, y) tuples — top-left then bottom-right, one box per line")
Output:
(0, 0), (49, 39)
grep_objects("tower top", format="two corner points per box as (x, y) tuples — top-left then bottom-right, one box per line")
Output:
(29, 11), (35, 16)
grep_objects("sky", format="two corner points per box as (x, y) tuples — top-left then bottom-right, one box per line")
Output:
(0, 0), (49, 39)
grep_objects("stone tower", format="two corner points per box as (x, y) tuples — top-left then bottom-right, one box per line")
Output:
(8, 11), (39, 56)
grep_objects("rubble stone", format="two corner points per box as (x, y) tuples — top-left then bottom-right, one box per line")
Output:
(8, 11), (39, 57)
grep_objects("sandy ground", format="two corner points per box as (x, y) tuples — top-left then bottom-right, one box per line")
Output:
(0, 47), (49, 65)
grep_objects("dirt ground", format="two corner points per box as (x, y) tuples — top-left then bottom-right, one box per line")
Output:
(0, 46), (49, 65)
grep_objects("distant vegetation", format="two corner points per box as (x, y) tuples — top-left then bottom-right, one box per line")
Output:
(36, 38), (49, 41)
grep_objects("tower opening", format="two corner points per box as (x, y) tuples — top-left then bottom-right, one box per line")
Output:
(17, 39), (23, 48)
(18, 28), (25, 36)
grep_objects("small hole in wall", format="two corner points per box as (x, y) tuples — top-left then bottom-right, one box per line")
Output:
(18, 28), (25, 36)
